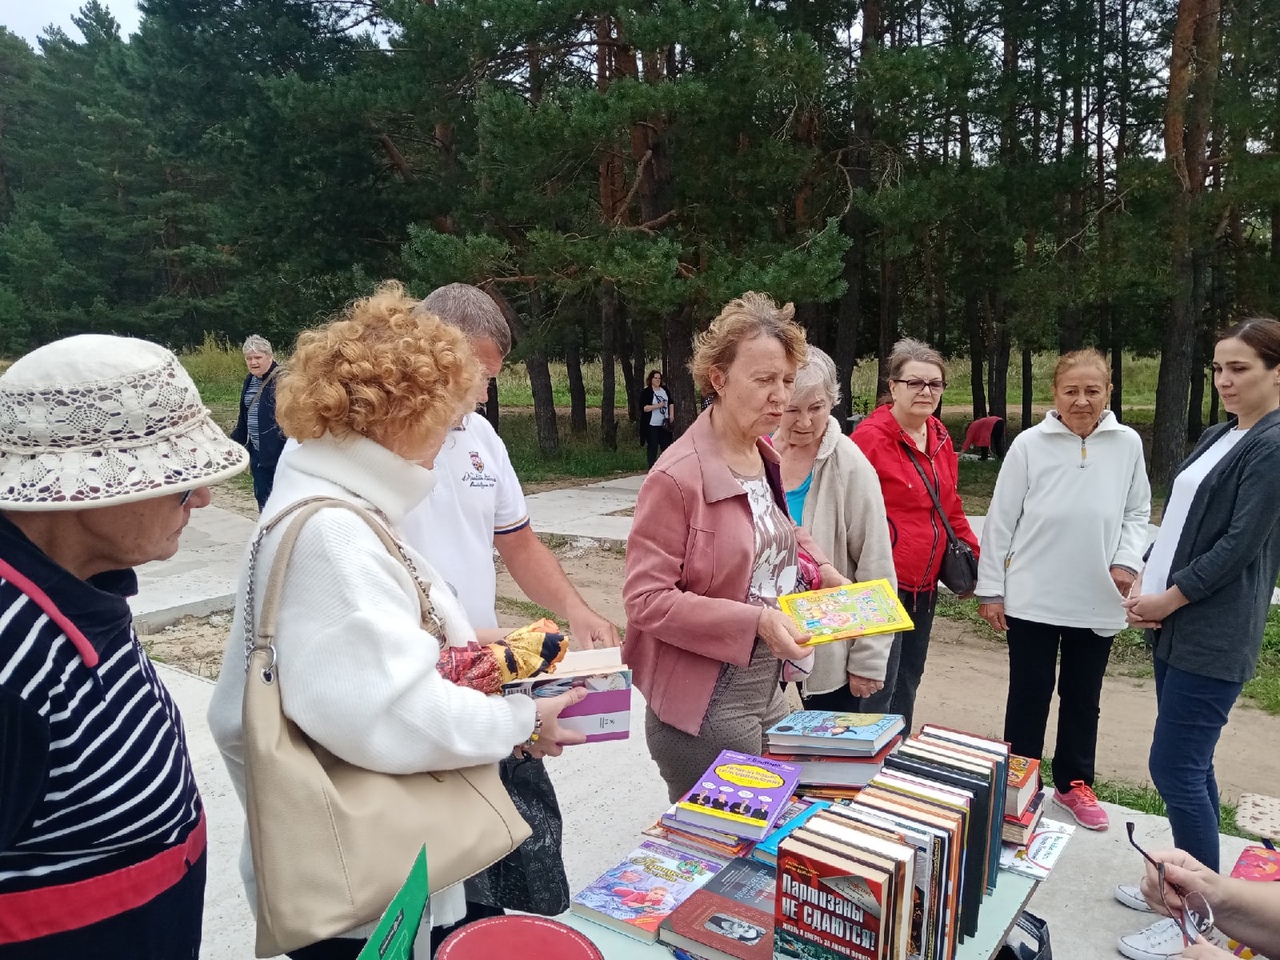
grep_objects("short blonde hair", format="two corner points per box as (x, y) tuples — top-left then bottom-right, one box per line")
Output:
(690, 292), (807, 398)
(276, 282), (480, 452)
(1053, 348), (1110, 386)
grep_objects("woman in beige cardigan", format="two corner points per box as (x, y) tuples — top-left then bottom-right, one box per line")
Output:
(773, 346), (898, 711)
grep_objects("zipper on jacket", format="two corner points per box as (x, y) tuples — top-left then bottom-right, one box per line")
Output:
(1079, 434), (1089, 469)
(900, 434), (942, 592)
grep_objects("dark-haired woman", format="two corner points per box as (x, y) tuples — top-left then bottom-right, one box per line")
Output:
(1115, 318), (1280, 960)
(640, 370), (673, 468)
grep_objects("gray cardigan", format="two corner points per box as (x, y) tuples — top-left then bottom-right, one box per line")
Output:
(1150, 408), (1280, 683)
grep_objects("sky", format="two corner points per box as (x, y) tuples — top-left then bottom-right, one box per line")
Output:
(1, 0), (143, 48)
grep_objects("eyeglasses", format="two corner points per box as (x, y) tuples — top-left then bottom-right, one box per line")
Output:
(179, 489), (194, 507)
(891, 378), (947, 394)
(1125, 823), (1214, 945)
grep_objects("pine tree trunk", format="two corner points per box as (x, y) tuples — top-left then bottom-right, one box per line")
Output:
(1021, 346), (1033, 431)
(966, 293), (987, 419)
(666, 303), (696, 433)
(565, 328), (587, 436)
(599, 279), (618, 450)
(630, 307), (646, 422)
(1187, 332), (1206, 441)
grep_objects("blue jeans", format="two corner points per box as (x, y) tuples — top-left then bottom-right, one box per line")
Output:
(1148, 657), (1243, 872)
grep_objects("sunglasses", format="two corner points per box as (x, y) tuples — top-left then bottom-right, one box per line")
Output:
(1125, 823), (1214, 945)
(891, 377), (947, 394)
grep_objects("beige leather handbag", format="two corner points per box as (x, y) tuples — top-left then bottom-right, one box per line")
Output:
(241, 497), (531, 957)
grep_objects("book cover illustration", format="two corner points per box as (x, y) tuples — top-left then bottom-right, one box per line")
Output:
(778, 580), (914, 644)
(570, 840), (721, 940)
(502, 648), (632, 743)
(660, 857), (777, 960)
(768, 712), (905, 753)
(1230, 845), (1280, 881)
(675, 750), (802, 835)
(775, 840), (888, 960)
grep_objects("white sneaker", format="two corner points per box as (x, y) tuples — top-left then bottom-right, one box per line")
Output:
(1114, 882), (1156, 913)
(1116, 918), (1187, 960)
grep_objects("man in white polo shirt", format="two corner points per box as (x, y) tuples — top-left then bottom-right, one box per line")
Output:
(400, 282), (621, 646)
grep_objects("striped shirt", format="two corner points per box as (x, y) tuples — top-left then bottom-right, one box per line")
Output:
(0, 516), (202, 897)
(244, 373), (263, 449)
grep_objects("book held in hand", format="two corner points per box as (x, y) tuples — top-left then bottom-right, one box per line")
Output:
(502, 647), (631, 743)
(768, 712), (905, 757)
(659, 857), (777, 960)
(675, 750), (802, 841)
(778, 580), (914, 644)
(569, 840), (722, 942)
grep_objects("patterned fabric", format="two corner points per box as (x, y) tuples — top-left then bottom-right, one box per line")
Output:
(244, 374), (263, 449)
(735, 472), (799, 607)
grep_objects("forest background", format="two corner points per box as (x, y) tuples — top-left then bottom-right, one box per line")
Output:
(1, 0), (1278, 485)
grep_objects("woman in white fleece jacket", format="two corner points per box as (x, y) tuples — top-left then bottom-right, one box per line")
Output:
(208, 284), (584, 960)
(977, 349), (1151, 833)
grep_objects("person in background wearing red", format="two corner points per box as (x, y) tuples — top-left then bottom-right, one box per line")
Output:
(852, 338), (979, 733)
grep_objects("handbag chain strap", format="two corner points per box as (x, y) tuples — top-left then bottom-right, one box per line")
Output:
(242, 495), (447, 678)
(902, 441), (961, 546)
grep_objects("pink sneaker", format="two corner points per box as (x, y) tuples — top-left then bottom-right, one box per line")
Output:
(1053, 780), (1109, 830)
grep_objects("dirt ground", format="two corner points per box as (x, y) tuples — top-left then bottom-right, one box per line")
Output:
(152, 501), (1279, 803)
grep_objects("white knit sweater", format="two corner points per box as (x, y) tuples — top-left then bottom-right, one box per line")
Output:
(207, 432), (537, 940)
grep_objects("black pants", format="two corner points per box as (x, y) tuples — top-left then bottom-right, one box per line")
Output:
(5, 853), (206, 959)
(645, 424), (672, 467)
(800, 676), (894, 714)
(285, 900), (504, 960)
(1002, 616), (1114, 792)
(880, 588), (937, 735)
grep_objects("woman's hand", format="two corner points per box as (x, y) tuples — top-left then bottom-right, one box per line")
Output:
(1123, 585), (1188, 629)
(1110, 566), (1137, 597)
(819, 563), (851, 588)
(517, 687), (589, 759)
(978, 601), (1008, 632)
(1138, 849), (1221, 920)
(847, 673), (884, 698)
(758, 606), (812, 662)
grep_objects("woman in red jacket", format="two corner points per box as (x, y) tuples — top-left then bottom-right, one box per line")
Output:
(852, 338), (979, 733)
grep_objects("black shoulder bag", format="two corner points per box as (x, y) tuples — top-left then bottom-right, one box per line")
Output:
(904, 444), (978, 595)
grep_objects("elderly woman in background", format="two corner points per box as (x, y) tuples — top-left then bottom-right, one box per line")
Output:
(853, 338), (979, 734)
(231, 334), (285, 510)
(624, 292), (845, 801)
(772, 346), (898, 713)
(208, 284), (585, 959)
(977, 349), (1151, 833)
(0, 335), (247, 958)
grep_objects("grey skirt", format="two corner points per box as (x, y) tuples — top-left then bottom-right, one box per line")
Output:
(645, 640), (789, 803)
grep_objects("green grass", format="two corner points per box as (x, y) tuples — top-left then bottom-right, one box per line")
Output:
(495, 595), (559, 623)
(498, 412), (647, 481)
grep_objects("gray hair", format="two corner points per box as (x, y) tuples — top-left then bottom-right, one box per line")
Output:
(793, 345), (842, 407)
(413, 283), (512, 356)
(242, 335), (273, 356)
(888, 337), (946, 381)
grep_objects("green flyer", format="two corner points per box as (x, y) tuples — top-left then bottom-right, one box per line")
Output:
(357, 846), (429, 960)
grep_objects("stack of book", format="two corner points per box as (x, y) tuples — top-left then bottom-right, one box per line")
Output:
(643, 805), (756, 862)
(1001, 756), (1043, 846)
(772, 724), (1011, 960)
(763, 711), (905, 800)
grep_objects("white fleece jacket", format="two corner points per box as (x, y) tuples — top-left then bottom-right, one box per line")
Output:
(975, 410), (1151, 633)
(207, 432), (537, 939)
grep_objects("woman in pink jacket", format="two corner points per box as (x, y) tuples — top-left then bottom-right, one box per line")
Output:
(623, 293), (843, 801)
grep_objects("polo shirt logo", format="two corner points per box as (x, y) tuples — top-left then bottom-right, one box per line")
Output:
(469, 450), (485, 472)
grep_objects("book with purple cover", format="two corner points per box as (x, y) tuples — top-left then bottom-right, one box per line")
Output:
(675, 751), (803, 840)
(502, 647), (631, 743)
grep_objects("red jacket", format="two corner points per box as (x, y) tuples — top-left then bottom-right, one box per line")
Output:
(852, 404), (979, 593)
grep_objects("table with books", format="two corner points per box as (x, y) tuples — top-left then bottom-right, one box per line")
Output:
(558, 710), (1065, 960)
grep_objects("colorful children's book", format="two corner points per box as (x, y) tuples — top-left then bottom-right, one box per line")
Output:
(751, 800), (831, 868)
(778, 580), (914, 644)
(502, 647), (632, 743)
(768, 712), (905, 757)
(675, 751), (803, 841)
(659, 857), (778, 960)
(1230, 844), (1280, 881)
(766, 736), (901, 787)
(569, 840), (722, 942)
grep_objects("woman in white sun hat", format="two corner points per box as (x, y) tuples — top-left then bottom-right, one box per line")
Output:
(0, 335), (247, 959)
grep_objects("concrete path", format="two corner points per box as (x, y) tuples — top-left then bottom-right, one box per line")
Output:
(168, 660), (1254, 960)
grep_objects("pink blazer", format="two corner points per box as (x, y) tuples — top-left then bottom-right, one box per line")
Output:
(623, 407), (830, 735)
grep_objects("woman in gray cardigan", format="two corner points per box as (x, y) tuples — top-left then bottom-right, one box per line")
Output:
(1115, 318), (1280, 960)
(773, 346), (898, 711)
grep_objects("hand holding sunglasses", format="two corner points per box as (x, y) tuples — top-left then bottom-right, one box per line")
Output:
(1126, 823), (1216, 946)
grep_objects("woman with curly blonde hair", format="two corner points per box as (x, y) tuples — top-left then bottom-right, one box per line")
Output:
(623, 292), (846, 800)
(208, 283), (586, 959)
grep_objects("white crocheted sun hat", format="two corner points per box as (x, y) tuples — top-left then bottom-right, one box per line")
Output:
(0, 334), (249, 510)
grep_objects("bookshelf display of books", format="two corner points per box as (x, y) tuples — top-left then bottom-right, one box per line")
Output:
(561, 715), (1052, 960)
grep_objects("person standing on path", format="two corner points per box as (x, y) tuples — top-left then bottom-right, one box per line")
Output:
(976, 349), (1151, 833)
(1115, 318), (1280, 960)
(852, 338), (979, 734)
(230, 335), (285, 511)
(640, 370), (673, 468)
(772, 345), (898, 714)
